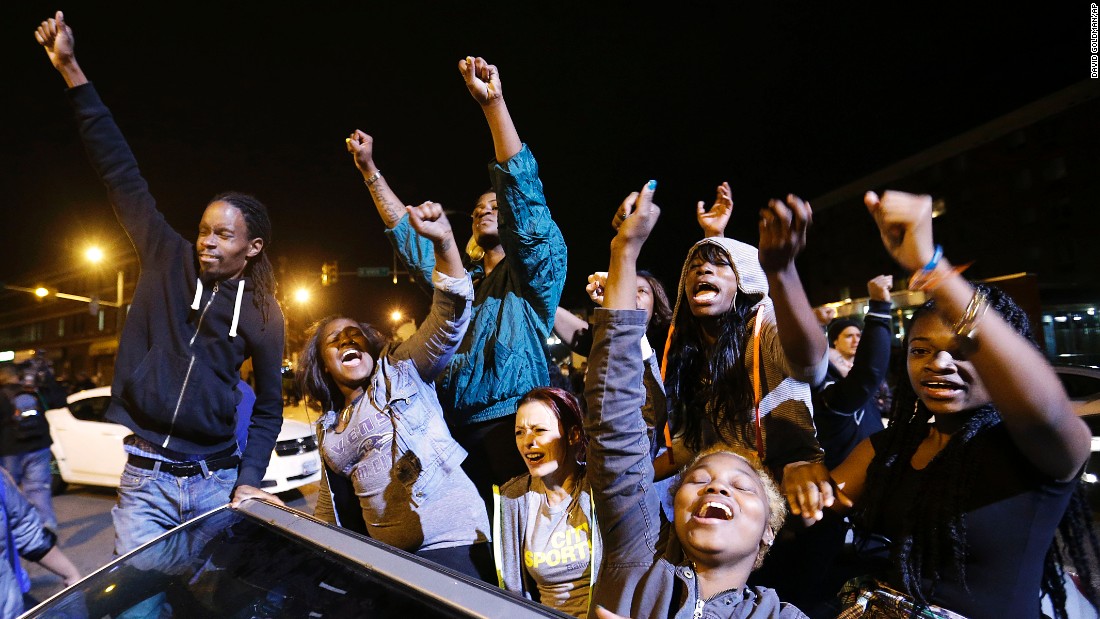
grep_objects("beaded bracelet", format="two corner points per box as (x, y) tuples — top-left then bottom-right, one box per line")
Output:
(363, 170), (383, 187)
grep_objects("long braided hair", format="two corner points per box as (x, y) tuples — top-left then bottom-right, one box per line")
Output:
(210, 192), (278, 325)
(858, 284), (1100, 616)
(665, 243), (763, 453)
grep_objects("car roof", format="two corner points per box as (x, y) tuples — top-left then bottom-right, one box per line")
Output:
(23, 500), (567, 618)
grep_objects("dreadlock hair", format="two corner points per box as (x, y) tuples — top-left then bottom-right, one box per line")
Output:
(209, 192), (278, 325)
(296, 316), (388, 413)
(856, 284), (1100, 616)
(671, 443), (787, 569)
(638, 270), (673, 328)
(518, 387), (589, 471)
(665, 243), (764, 453)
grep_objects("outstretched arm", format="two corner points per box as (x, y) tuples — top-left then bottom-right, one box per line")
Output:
(37, 11), (184, 265)
(346, 130), (408, 229)
(865, 190), (1090, 481)
(35, 11), (87, 88)
(37, 546), (82, 588)
(820, 276), (894, 414)
(460, 56), (521, 163)
(554, 307), (591, 353)
(758, 195), (828, 375)
(395, 202), (471, 380)
(585, 181), (661, 614)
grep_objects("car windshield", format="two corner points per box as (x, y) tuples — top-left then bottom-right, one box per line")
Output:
(27, 502), (561, 618)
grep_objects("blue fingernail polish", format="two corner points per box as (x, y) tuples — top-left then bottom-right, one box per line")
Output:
(647, 179), (657, 190)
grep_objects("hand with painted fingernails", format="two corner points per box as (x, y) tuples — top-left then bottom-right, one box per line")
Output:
(611, 180), (661, 256)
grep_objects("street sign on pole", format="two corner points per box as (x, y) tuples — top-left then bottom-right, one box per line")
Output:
(357, 267), (391, 278)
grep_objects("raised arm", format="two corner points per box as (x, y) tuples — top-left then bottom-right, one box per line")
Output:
(392, 202), (472, 381)
(35, 11), (87, 88)
(466, 57), (567, 326)
(585, 181), (662, 582)
(346, 130), (408, 230)
(758, 195), (828, 377)
(696, 182), (733, 238)
(460, 56), (521, 163)
(554, 307), (592, 354)
(36, 11), (184, 265)
(820, 276), (894, 414)
(865, 190), (1090, 481)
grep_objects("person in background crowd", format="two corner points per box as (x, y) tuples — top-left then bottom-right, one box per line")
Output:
(784, 190), (1100, 618)
(346, 57), (567, 509)
(816, 275), (894, 469)
(552, 270), (672, 457)
(0, 370), (57, 533)
(0, 468), (80, 617)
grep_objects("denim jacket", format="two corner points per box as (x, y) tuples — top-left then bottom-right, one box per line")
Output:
(315, 270), (474, 527)
(584, 309), (806, 619)
(386, 145), (567, 425)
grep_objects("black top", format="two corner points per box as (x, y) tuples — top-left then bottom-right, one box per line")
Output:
(866, 423), (1075, 617)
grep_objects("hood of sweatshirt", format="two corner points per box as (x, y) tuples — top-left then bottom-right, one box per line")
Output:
(669, 236), (769, 329)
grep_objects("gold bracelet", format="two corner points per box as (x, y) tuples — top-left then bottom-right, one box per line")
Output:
(363, 170), (382, 187)
(952, 289), (989, 341)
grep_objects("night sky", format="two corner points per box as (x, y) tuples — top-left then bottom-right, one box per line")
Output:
(2, 2), (1089, 328)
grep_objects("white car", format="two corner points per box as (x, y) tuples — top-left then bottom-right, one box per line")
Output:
(45, 387), (322, 494)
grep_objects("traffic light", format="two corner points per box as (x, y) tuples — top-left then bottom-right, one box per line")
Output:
(321, 261), (339, 287)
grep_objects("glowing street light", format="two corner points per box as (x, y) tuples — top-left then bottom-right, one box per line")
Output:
(390, 310), (403, 323)
(34, 287), (49, 298)
(86, 246), (105, 263)
(293, 288), (310, 304)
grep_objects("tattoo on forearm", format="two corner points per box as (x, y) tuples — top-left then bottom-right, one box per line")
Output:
(369, 183), (404, 223)
(440, 237), (452, 253)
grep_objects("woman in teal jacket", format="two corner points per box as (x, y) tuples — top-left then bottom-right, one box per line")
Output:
(345, 56), (567, 499)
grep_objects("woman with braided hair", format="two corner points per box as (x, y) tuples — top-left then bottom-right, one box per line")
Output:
(784, 190), (1099, 618)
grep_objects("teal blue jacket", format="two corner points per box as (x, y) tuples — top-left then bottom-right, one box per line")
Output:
(386, 145), (567, 425)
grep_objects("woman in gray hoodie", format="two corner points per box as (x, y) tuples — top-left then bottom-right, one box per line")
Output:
(585, 181), (806, 619)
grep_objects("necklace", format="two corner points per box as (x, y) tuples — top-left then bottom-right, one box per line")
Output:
(335, 391), (366, 433)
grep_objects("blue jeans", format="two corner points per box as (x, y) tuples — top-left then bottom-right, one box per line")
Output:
(111, 462), (238, 556)
(1, 448), (57, 531)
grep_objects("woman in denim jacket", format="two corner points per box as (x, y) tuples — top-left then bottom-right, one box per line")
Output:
(298, 202), (492, 582)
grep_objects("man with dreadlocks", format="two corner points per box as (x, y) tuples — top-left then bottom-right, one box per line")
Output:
(36, 12), (285, 556)
(785, 190), (1099, 618)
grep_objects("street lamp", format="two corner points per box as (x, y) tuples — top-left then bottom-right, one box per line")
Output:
(85, 245), (124, 312)
(390, 310), (403, 323)
(293, 288), (310, 304)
